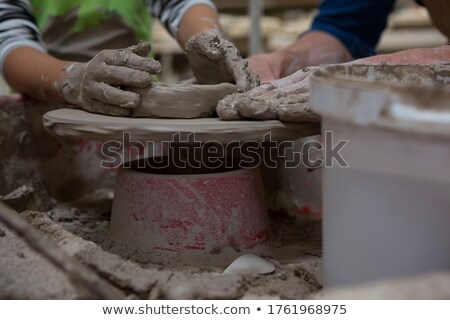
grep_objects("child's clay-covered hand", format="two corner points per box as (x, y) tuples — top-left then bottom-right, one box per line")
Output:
(185, 32), (260, 92)
(59, 42), (161, 116)
(217, 67), (319, 122)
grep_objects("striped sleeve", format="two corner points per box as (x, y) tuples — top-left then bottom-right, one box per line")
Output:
(149, 0), (217, 37)
(0, 0), (46, 73)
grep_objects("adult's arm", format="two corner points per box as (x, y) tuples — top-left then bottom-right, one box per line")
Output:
(248, 0), (396, 82)
(219, 45), (450, 121)
(310, 0), (395, 59)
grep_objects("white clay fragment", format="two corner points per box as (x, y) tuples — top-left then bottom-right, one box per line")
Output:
(223, 254), (275, 275)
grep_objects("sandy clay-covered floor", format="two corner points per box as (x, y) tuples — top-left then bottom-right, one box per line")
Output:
(3, 200), (449, 300)
(0, 201), (323, 299)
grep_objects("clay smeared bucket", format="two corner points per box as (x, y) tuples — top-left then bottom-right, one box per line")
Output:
(310, 64), (450, 288)
(110, 157), (269, 253)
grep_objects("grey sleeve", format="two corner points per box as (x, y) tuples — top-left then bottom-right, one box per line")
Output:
(0, 0), (46, 73)
(149, 0), (217, 38)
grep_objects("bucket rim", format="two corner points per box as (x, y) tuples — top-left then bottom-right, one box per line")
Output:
(310, 64), (450, 137)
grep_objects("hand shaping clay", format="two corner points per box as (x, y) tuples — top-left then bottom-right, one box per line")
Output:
(217, 91), (319, 122)
(216, 67), (319, 122)
(185, 32), (260, 92)
(238, 93), (319, 122)
(60, 41), (161, 117)
(131, 82), (238, 118)
(216, 93), (244, 120)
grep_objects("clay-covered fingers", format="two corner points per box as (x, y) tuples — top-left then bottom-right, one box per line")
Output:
(220, 42), (260, 92)
(186, 32), (224, 60)
(82, 99), (132, 117)
(236, 98), (278, 120)
(185, 31), (260, 92)
(243, 68), (313, 98)
(278, 103), (320, 122)
(59, 42), (164, 116)
(216, 93), (246, 120)
(185, 32), (229, 86)
(246, 83), (276, 97)
(216, 67), (318, 121)
(127, 41), (152, 57)
(234, 97), (318, 122)
(251, 69), (313, 97)
(84, 82), (141, 109)
(98, 41), (161, 88)
(104, 48), (161, 74)
(260, 80), (310, 97)
(277, 67), (316, 85)
(217, 93), (278, 121)
(95, 65), (153, 87)
(227, 58), (261, 92)
(217, 90), (319, 122)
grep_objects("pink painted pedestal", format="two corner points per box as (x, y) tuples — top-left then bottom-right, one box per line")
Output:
(110, 162), (269, 253)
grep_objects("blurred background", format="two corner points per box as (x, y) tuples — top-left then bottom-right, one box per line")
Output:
(152, 0), (447, 82)
(0, 0), (446, 91)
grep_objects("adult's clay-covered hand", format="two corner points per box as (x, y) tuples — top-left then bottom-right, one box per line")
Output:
(217, 45), (450, 122)
(217, 67), (319, 122)
(59, 42), (161, 116)
(185, 32), (260, 92)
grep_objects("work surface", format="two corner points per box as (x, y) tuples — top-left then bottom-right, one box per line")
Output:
(43, 108), (320, 143)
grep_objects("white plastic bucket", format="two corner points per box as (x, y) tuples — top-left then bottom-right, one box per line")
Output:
(310, 64), (450, 287)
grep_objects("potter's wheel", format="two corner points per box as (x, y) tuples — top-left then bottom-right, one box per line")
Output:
(43, 108), (320, 143)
